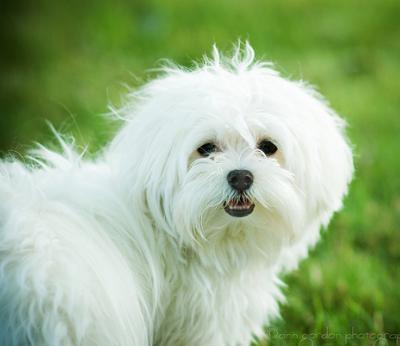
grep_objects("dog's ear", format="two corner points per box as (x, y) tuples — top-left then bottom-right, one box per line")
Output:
(293, 83), (354, 230)
(276, 82), (354, 272)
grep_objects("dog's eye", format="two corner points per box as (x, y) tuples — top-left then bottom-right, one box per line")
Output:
(258, 140), (278, 156)
(197, 143), (217, 157)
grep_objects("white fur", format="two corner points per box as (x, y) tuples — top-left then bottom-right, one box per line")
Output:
(0, 43), (353, 345)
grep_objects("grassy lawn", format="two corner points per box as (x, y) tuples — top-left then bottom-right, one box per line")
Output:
(1, 0), (399, 344)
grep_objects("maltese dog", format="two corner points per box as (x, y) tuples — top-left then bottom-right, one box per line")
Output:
(0, 43), (353, 345)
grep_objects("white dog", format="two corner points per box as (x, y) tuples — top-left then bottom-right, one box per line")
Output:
(0, 43), (353, 345)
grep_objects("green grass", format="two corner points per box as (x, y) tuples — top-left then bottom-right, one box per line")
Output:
(1, 0), (399, 344)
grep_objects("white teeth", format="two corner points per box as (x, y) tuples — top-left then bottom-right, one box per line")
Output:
(229, 205), (250, 210)
(225, 196), (253, 210)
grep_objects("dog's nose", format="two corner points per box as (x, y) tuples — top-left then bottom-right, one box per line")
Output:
(227, 170), (253, 191)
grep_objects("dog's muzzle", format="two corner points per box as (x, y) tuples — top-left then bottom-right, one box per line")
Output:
(224, 170), (255, 217)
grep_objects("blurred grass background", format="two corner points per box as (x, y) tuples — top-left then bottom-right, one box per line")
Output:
(1, 0), (399, 344)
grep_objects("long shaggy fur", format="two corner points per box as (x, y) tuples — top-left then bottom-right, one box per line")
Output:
(0, 43), (353, 345)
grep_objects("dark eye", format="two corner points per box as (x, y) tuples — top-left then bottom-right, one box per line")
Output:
(258, 140), (278, 156)
(197, 142), (217, 157)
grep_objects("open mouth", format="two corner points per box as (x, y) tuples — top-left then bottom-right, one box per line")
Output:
(223, 195), (255, 217)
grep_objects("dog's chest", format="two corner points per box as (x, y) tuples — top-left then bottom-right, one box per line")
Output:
(154, 265), (280, 346)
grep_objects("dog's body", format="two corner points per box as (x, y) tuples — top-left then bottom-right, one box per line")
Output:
(0, 44), (353, 345)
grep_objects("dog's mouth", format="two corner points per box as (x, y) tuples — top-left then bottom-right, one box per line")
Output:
(223, 195), (255, 217)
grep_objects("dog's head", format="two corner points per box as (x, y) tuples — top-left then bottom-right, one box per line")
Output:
(110, 43), (353, 267)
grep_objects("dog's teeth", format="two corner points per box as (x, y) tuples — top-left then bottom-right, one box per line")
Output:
(226, 198), (252, 211)
(229, 204), (250, 210)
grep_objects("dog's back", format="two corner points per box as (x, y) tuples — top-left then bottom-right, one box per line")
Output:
(0, 155), (152, 346)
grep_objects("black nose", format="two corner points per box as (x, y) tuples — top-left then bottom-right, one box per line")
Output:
(227, 170), (253, 191)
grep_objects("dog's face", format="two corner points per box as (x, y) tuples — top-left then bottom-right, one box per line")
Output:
(174, 98), (305, 246)
(114, 45), (353, 264)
